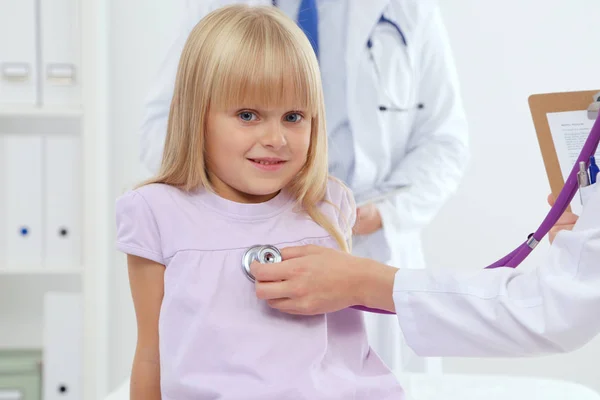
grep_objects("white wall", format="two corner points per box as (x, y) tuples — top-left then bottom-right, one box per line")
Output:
(106, 0), (600, 393)
(426, 0), (600, 392)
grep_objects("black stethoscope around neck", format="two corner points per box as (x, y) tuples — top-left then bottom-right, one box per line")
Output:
(368, 15), (425, 113)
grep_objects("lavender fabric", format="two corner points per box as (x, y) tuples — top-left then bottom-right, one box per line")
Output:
(115, 179), (405, 399)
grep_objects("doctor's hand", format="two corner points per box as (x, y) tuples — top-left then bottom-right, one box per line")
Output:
(353, 203), (382, 235)
(547, 194), (579, 243)
(250, 245), (397, 315)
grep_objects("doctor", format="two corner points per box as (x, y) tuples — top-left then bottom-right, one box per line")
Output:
(139, 0), (469, 371)
(251, 188), (600, 356)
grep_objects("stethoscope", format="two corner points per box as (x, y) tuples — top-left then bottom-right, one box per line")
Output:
(483, 101), (600, 272)
(242, 103), (600, 315)
(368, 15), (425, 113)
(242, 245), (282, 282)
(271, 1), (423, 113)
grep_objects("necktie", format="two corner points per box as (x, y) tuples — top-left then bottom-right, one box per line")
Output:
(296, 0), (319, 60)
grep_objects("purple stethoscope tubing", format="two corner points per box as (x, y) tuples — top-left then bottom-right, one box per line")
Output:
(355, 110), (600, 315)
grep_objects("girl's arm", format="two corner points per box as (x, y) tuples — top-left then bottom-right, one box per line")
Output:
(127, 254), (165, 400)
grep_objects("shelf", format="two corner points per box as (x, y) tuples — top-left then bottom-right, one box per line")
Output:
(0, 268), (82, 275)
(0, 104), (83, 118)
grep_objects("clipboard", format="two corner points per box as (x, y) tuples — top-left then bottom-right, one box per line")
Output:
(528, 89), (600, 211)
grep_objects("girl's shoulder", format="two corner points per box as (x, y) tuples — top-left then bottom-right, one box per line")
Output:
(116, 183), (193, 214)
(322, 177), (357, 235)
(114, 183), (182, 265)
(114, 183), (208, 237)
(114, 183), (218, 264)
(324, 177), (355, 209)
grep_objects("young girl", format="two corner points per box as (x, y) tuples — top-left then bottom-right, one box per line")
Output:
(116, 5), (404, 399)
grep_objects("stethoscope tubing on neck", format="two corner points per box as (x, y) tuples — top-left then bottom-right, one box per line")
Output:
(367, 15), (423, 112)
(273, 1), (421, 112)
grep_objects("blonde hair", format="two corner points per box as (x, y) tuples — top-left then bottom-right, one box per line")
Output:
(140, 5), (351, 252)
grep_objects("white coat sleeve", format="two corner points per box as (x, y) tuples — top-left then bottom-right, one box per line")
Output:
(377, 3), (470, 232)
(392, 185), (600, 357)
(139, 0), (212, 174)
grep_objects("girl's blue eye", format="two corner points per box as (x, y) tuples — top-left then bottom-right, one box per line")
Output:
(239, 112), (256, 121)
(285, 113), (302, 123)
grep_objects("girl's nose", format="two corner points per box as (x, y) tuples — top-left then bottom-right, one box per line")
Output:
(261, 122), (287, 149)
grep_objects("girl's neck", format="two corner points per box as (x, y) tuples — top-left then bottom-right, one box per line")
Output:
(206, 170), (284, 204)
(222, 189), (280, 204)
(194, 185), (293, 220)
(211, 182), (281, 204)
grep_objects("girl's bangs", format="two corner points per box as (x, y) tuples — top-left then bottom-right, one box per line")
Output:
(209, 27), (320, 115)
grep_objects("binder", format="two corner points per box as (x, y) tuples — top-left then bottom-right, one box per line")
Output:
(0, 391), (22, 400)
(39, 0), (81, 106)
(42, 292), (83, 400)
(528, 90), (600, 214)
(44, 134), (82, 269)
(3, 134), (43, 269)
(0, 136), (5, 269)
(0, 0), (38, 105)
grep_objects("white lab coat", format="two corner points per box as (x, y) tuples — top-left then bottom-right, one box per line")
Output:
(138, 0), (469, 371)
(393, 182), (600, 357)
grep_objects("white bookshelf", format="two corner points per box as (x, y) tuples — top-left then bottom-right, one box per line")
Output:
(0, 105), (83, 118)
(0, 0), (110, 398)
(0, 268), (82, 275)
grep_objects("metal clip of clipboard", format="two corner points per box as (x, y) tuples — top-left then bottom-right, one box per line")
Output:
(587, 91), (600, 120)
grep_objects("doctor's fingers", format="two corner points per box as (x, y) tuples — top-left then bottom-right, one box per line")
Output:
(250, 260), (292, 282)
(279, 244), (324, 260)
(254, 279), (305, 302)
(253, 257), (316, 286)
(556, 212), (579, 225)
(549, 221), (578, 243)
(265, 297), (321, 315)
(549, 220), (578, 244)
(549, 227), (561, 244)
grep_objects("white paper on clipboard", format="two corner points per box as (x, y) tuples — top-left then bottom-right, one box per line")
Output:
(546, 110), (599, 214)
(355, 185), (411, 208)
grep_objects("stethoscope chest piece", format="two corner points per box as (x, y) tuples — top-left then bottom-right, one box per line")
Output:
(241, 245), (282, 282)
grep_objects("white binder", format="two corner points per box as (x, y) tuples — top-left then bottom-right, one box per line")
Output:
(44, 134), (82, 269)
(40, 0), (81, 106)
(3, 134), (43, 269)
(0, 136), (5, 269)
(0, 0), (38, 105)
(42, 292), (83, 400)
(0, 391), (23, 400)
